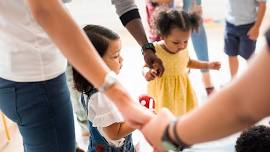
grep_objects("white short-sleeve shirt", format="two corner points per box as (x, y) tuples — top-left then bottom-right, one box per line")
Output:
(0, 0), (70, 82)
(226, 0), (267, 25)
(87, 92), (125, 147)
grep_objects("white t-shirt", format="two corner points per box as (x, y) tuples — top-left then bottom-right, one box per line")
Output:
(86, 92), (125, 147)
(226, 0), (266, 26)
(0, 0), (70, 82)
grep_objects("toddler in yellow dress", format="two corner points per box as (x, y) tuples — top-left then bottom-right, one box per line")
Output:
(143, 8), (221, 116)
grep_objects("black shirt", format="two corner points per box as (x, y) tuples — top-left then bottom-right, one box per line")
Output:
(266, 28), (270, 49)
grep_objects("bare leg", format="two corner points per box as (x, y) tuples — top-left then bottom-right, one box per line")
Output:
(202, 72), (215, 96)
(202, 72), (212, 88)
(229, 56), (239, 79)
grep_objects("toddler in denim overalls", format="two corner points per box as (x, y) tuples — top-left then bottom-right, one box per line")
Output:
(72, 24), (136, 152)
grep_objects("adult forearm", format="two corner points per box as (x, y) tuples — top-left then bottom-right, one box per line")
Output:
(125, 18), (149, 46)
(177, 88), (255, 144)
(177, 46), (270, 144)
(113, 0), (147, 45)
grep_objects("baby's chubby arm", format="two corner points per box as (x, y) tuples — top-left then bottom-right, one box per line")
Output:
(103, 122), (135, 140)
(188, 58), (221, 70)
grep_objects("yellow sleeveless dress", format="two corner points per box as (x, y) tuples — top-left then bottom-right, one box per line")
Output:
(147, 42), (197, 116)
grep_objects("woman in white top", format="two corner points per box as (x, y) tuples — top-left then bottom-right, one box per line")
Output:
(0, 0), (156, 151)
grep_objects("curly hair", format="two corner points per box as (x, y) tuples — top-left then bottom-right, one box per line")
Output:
(72, 24), (120, 97)
(153, 7), (201, 37)
(235, 125), (270, 152)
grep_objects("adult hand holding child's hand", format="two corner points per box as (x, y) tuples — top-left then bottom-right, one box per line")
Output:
(141, 108), (176, 152)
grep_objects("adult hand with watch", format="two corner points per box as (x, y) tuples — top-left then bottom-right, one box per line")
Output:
(143, 43), (165, 77)
(141, 108), (186, 152)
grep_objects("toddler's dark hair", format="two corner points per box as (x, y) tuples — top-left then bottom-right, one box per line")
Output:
(72, 24), (120, 97)
(235, 125), (270, 152)
(153, 7), (201, 36)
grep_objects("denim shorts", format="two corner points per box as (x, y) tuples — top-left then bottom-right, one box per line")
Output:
(0, 73), (75, 152)
(224, 21), (257, 60)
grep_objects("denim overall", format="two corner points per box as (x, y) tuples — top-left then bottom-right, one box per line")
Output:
(87, 121), (134, 152)
(80, 93), (134, 152)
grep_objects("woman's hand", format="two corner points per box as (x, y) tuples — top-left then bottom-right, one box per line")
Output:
(105, 83), (155, 129)
(141, 108), (176, 152)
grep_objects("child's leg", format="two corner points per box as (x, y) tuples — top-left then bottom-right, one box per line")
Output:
(228, 55), (239, 78)
(202, 72), (215, 96)
(239, 24), (257, 61)
(230, 22), (256, 78)
(224, 21), (240, 79)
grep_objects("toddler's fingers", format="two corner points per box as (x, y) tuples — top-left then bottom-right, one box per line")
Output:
(150, 69), (158, 77)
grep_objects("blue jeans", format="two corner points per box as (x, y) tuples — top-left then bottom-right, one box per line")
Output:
(182, 0), (209, 73)
(0, 74), (75, 152)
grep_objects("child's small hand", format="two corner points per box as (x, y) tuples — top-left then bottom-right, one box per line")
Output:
(247, 25), (259, 40)
(208, 61), (221, 70)
(145, 69), (158, 81)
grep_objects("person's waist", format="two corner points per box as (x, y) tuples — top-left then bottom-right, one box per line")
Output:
(0, 59), (67, 82)
(226, 14), (256, 26)
(226, 20), (255, 28)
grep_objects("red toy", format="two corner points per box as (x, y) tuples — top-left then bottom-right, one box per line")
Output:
(138, 95), (155, 111)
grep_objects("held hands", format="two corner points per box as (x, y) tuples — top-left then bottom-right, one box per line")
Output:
(208, 61), (221, 70)
(144, 68), (158, 81)
(105, 84), (155, 129)
(144, 50), (164, 77)
(141, 108), (176, 152)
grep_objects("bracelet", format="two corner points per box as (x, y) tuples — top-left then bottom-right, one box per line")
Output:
(173, 119), (190, 150)
(98, 71), (118, 93)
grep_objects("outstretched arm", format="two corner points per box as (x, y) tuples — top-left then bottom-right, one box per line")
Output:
(188, 59), (220, 70)
(27, 0), (154, 128)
